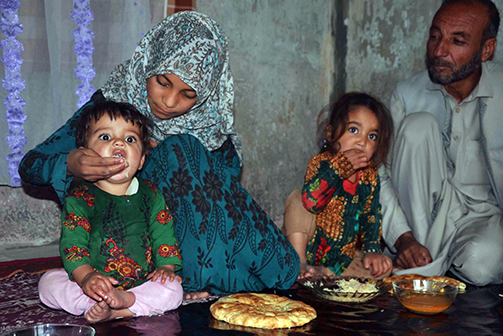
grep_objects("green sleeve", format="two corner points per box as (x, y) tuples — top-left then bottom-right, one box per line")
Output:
(60, 190), (95, 277)
(301, 153), (349, 213)
(360, 174), (383, 253)
(148, 188), (183, 271)
(18, 91), (105, 203)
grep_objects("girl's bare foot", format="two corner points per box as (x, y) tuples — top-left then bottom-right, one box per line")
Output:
(184, 291), (210, 300)
(86, 300), (112, 323)
(104, 287), (135, 309)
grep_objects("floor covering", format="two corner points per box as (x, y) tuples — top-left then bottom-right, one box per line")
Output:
(1, 257), (502, 335)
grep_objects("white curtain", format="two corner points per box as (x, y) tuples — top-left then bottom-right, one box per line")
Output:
(0, 0), (166, 185)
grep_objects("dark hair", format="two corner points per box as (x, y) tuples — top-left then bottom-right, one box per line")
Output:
(323, 92), (393, 167)
(75, 101), (152, 155)
(441, 0), (500, 42)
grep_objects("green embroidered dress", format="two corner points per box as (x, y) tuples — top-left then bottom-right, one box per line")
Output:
(60, 178), (182, 290)
(302, 152), (383, 275)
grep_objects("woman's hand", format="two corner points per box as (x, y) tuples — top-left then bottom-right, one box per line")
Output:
(67, 147), (127, 182)
(147, 265), (182, 284)
(363, 252), (392, 278)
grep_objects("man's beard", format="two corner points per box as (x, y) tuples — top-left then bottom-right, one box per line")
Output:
(426, 48), (482, 85)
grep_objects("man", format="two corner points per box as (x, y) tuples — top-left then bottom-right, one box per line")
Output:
(381, 0), (503, 286)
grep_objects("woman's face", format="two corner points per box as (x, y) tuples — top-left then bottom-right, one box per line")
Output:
(146, 73), (197, 119)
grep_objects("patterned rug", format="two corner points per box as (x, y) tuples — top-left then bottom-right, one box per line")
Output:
(0, 271), (87, 333)
(0, 260), (220, 334)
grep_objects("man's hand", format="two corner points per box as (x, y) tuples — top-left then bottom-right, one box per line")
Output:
(394, 231), (432, 269)
(67, 147), (127, 182)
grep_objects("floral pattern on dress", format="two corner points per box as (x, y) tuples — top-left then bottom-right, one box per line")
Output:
(156, 208), (172, 224)
(63, 245), (90, 262)
(315, 237), (331, 265)
(104, 238), (142, 288)
(303, 152), (383, 275)
(62, 212), (91, 232)
(69, 185), (94, 207)
(158, 243), (181, 259)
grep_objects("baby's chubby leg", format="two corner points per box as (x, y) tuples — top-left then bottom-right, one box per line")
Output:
(38, 269), (96, 316)
(127, 276), (183, 316)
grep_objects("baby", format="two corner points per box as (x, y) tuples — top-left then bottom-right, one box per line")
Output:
(38, 101), (183, 323)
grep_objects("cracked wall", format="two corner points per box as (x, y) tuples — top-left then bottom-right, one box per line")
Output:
(198, 0), (503, 224)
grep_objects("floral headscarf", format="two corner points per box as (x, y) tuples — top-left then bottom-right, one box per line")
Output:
(101, 11), (242, 160)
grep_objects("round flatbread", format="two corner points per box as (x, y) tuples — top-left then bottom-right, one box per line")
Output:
(210, 293), (317, 329)
(384, 274), (466, 293)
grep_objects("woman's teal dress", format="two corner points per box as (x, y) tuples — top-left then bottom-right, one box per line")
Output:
(19, 91), (300, 295)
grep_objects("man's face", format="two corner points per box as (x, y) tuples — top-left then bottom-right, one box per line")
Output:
(426, 2), (489, 85)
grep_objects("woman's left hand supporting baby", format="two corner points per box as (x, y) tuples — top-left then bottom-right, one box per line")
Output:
(147, 265), (182, 284)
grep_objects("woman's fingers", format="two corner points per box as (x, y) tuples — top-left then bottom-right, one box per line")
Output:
(67, 148), (126, 181)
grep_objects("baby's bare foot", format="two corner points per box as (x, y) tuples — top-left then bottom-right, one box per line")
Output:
(104, 287), (135, 309)
(86, 300), (111, 323)
(184, 291), (210, 300)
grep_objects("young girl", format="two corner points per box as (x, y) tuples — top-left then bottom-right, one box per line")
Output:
(283, 92), (393, 280)
(38, 101), (183, 323)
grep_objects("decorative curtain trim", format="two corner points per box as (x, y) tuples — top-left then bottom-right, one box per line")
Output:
(0, 0), (27, 187)
(71, 0), (95, 108)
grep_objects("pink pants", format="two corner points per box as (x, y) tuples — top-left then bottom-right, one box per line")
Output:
(38, 269), (183, 317)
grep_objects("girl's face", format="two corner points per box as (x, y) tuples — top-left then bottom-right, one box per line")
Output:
(146, 73), (198, 119)
(332, 107), (380, 161)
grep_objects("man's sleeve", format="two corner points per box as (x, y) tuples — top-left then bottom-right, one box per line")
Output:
(379, 89), (412, 252)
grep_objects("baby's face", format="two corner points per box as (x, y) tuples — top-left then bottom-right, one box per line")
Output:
(87, 114), (145, 184)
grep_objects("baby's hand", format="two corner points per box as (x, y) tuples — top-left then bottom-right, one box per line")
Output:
(299, 265), (333, 279)
(147, 265), (182, 284)
(363, 252), (392, 278)
(81, 271), (118, 302)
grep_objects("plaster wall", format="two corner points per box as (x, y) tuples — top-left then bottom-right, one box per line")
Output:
(197, 0), (335, 222)
(2, 0), (503, 259)
(199, 0), (503, 223)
